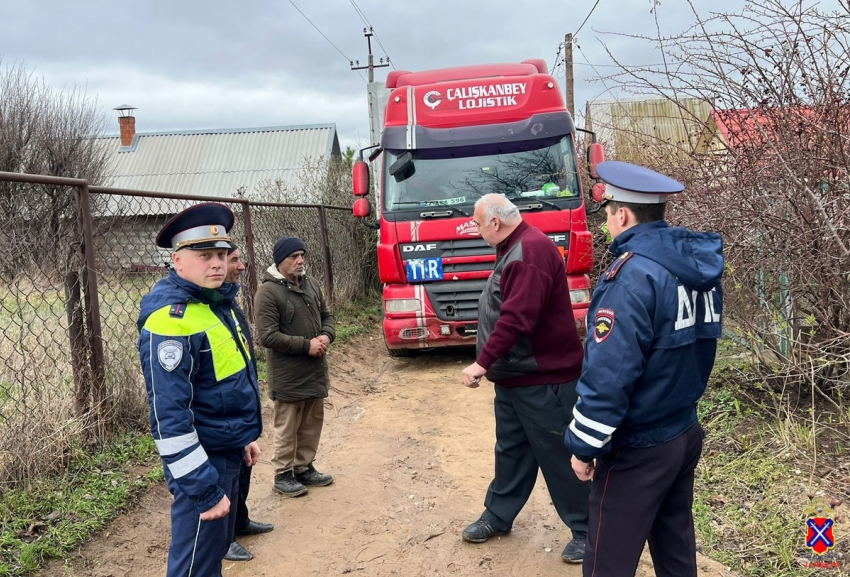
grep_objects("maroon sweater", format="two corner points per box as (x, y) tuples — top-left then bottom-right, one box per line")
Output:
(476, 221), (583, 387)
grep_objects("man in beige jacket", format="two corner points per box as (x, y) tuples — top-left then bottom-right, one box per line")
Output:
(254, 236), (336, 497)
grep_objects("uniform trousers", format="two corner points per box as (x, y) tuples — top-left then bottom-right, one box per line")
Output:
(164, 449), (242, 577)
(233, 462), (252, 535)
(482, 381), (590, 538)
(582, 422), (704, 577)
(271, 398), (325, 475)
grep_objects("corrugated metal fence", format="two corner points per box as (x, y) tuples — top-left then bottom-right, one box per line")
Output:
(0, 171), (372, 489)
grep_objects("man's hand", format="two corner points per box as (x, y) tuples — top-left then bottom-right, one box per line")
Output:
(308, 337), (328, 357)
(571, 455), (595, 481)
(200, 495), (231, 521)
(317, 334), (331, 347)
(462, 362), (486, 388)
(244, 441), (260, 467)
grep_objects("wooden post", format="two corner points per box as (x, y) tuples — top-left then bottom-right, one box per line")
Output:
(565, 33), (575, 116)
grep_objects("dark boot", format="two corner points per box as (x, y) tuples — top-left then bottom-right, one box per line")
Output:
(561, 537), (586, 563)
(273, 471), (308, 497)
(235, 519), (274, 536)
(461, 517), (510, 543)
(295, 463), (334, 487)
(224, 541), (253, 561)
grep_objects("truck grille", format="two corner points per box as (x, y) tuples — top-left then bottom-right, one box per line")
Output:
(401, 238), (496, 274)
(424, 279), (488, 321)
(436, 238), (495, 258)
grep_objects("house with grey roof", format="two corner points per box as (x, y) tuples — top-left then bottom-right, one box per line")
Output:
(93, 107), (341, 269)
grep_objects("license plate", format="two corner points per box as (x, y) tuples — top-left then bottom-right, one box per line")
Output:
(406, 258), (443, 282)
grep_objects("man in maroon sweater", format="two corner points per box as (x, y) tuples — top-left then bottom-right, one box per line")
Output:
(461, 193), (589, 564)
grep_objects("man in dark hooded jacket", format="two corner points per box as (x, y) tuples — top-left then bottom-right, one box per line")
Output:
(564, 161), (724, 577)
(254, 236), (336, 498)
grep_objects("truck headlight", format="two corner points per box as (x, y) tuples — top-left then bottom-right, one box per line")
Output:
(386, 299), (421, 313)
(569, 290), (591, 303)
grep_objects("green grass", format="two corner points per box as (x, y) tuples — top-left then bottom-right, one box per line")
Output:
(0, 289), (382, 577)
(0, 432), (162, 577)
(693, 345), (848, 576)
(330, 291), (382, 344)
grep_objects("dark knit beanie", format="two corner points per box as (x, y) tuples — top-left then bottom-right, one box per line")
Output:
(273, 236), (307, 266)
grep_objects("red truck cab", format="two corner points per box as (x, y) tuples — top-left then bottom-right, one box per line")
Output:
(353, 59), (598, 356)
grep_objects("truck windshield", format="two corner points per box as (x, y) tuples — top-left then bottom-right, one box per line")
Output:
(383, 136), (582, 213)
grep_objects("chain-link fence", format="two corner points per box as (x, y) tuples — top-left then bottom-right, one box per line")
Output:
(0, 171), (374, 490)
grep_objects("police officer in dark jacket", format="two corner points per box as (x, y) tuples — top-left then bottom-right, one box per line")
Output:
(138, 203), (263, 577)
(222, 245), (274, 562)
(564, 162), (724, 577)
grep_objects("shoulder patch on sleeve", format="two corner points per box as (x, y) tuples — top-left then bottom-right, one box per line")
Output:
(593, 308), (616, 343)
(158, 340), (184, 371)
(169, 303), (187, 318)
(604, 251), (634, 282)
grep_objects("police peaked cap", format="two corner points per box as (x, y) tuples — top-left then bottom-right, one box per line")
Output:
(156, 202), (235, 250)
(596, 161), (685, 204)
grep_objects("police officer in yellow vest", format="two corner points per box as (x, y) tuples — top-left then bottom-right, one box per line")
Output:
(137, 203), (263, 577)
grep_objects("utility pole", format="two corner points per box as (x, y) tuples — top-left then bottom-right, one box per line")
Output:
(351, 27), (390, 147)
(565, 33), (575, 116)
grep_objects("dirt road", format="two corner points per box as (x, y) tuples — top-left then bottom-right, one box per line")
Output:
(44, 333), (736, 576)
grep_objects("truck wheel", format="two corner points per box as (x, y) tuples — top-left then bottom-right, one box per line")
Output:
(388, 347), (413, 358)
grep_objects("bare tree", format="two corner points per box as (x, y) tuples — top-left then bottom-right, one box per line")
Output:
(250, 156), (380, 300)
(0, 58), (111, 279)
(587, 0), (850, 391)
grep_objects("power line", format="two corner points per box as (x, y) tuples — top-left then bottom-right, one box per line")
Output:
(550, 42), (565, 76)
(349, 0), (370, 27)
(371, 31), (396, 70)
(348, 0), (396, 71)
(575, 0), (601, 38)
(577, 43), (619, 108)
(287, 0), (366, 82)
(574, 60), (667, 68)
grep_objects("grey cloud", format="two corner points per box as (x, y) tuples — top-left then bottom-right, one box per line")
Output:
(3, 0), (837, 154)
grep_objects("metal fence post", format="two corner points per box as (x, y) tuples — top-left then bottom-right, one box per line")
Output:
(317, 205), (334, 303)
(64, 269), (90, 418)
(77, 183), (107, 442)
(242, 202), (259, 325)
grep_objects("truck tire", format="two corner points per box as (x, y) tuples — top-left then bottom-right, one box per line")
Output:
(387, 347), (413, 358)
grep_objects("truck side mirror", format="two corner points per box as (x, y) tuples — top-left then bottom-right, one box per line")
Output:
(588, 142), (605, 180)
(353, 198), (372, 218)
(388, 151), (415, 182)
(353, 160), (370, 197)
(592, 182), (607, 204)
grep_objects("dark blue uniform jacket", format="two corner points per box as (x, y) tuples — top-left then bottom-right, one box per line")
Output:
(138, 272), (262, 510)
(565, 221), (724, 459)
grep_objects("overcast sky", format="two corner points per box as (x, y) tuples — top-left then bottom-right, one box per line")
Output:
(0, 0), (825, 152)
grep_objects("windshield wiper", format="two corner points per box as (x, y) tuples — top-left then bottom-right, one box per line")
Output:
(393, 201), (470, 217)
(419, 205), (470, 218)
(516, 198), (559, 211)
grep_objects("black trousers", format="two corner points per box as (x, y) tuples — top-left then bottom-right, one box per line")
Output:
(233, 462), (252, 538)
(482, 381), (590, 538)
(582, 423), (705, 577)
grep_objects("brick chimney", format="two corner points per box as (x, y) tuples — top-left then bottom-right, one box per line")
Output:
(113, 104), (137, 147)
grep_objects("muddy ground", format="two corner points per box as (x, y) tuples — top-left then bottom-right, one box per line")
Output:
(42, 333), (737, 576)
